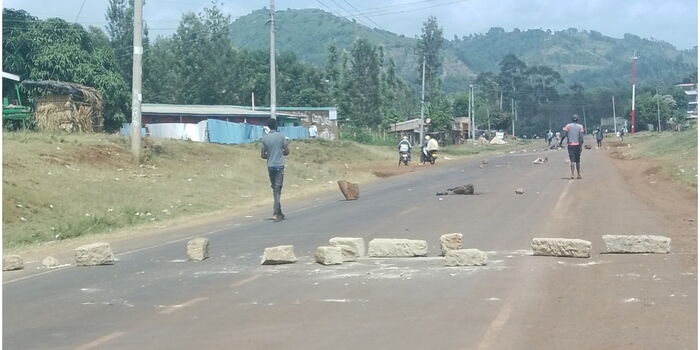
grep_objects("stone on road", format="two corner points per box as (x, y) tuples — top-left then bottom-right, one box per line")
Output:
(515, 188), (526, 194)
(314, 246), (343, 265)
(329, 237), (365, 258)
(74, 243), (114, 266)
(261, 245), (297, 265)
(3, 255), (24, 271)
(602, 235), (671, 254)
(531, 238), (592, 258)
(187, 237), (210, 261)
(368, 238), (428, 257)
(440, 233), (463, 256)
(445, 249), (487, 266)
(42, 256), (60, 268)
(337, 180), (360, 200)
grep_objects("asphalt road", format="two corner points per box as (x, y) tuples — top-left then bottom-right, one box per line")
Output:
(3, 143), (697, 350)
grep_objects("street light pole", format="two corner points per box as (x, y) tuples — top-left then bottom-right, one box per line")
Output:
(419, 56), (426, 142)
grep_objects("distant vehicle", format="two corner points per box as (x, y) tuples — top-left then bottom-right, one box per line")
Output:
(2, 72), (32, 129)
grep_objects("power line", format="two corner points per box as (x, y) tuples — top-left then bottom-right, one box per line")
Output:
(339, 0), (386, 31)
(74, 0), (87, 22)
(327, 0), (372, 27)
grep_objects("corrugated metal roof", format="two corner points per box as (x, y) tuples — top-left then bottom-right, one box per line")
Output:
(142, 104), (300, 118)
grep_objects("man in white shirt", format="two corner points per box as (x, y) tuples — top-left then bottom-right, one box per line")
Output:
(309, 122), (318, 139)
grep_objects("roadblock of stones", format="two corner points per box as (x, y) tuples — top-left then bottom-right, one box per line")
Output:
(531, 238), (592, 258)
(187, 237), (210, 261)
(74, 242), (115, 266)
(602, 235), (671, 254)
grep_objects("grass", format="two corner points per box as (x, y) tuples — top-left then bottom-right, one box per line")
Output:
(620, 127), (698, 189)
(2, 132), (535, 251)
(2, 132), (397, 251)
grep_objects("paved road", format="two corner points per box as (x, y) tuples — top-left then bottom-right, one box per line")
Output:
(4, 144), (697, 350)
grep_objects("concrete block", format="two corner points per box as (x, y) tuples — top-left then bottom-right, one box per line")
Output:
(261, 245), (297, 265)
(74, 243), (114, 266)
(3, 255), (23, 271)
(602, 235), (671, 254)
(445, 249), (487, 266)
(368, 238), (428, 257)
(187, 237), (210, 261)
(531, 238), (591, 258)
(440, 233), (463, 256)
(315, 246), (343, 265)
(329, 237), (365, 258)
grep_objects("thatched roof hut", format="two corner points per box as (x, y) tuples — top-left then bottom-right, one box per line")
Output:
(21, 80), (104, 132)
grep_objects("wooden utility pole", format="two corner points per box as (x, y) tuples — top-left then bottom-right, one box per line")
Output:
(582, 106), (588, 131)
(269, 0), (277, 120)
(130, 0), (143, 163)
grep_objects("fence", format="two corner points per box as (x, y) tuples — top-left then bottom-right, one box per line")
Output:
(120, 120), (309, 144)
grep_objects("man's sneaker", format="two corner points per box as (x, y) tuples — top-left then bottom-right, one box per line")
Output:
(273, 214), (285, 222)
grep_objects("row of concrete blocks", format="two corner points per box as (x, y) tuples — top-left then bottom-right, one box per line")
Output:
(262, 234), (487, 267)
(532, 235), (671, 258)
(260, 234), (672, 267)
(2, 238), (212, 271)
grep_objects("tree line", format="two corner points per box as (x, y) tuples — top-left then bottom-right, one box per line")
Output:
(3, 2), (694, 136)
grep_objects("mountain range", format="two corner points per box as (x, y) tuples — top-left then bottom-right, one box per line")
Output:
(229, 8), (697, 93)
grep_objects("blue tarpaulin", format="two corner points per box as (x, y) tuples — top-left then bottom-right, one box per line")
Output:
(207, 119), (247, 144)
(120, 123), (146, 137)
(279, 126), (309, 140)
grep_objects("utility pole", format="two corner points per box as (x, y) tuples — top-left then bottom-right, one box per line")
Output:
(511, 98), (515, 136)
(269, 0), (277, 120)
(130, 0), (143, 163)
(419, 55), (426, 142)
(499, 90), (503, 111)
(486, 106), (491, 132)
(251, 92), (255, 111)
(656, 89), (661, 132)
(612, 95), (617, 133)
(631, 52), (639, 134)
(467, 84), (471, 138)
(582, 106), (587, 131)
(469, 84), (474, 139)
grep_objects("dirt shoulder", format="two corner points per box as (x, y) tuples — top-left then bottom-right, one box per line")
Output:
(608, 146), (697, 268)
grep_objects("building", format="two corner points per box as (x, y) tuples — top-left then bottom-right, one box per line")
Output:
(22, 80), (104, 132)
(141, 103), (302, 126)
(676, 83), (698, 119)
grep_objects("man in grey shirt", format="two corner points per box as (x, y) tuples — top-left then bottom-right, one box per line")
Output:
(261, 118), (290, 221)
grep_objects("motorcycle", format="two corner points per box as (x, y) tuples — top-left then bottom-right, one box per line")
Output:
(398, 151), (410, 166)
(421, 147), (437, 165)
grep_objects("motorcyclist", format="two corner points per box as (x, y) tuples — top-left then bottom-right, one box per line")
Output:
(398, 135), (412, 161)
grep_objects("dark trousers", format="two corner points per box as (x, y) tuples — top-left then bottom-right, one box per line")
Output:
(268, 166), (284, 216)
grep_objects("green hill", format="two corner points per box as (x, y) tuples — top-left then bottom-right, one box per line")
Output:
(230, 8), (697, 92)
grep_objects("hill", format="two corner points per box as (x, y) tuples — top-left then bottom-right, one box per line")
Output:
(230, 8), (697, 92)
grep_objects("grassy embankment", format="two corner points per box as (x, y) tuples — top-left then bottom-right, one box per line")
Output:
(2, 132), (532, 251)
(617, 128), (698, 189)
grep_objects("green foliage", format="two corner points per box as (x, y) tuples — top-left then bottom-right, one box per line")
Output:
(2, 9), (130, 131)
(229, 9), (696, 91)
(416, 16), (444, 91)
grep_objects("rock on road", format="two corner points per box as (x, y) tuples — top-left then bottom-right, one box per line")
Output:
(3, 143), (696, 350)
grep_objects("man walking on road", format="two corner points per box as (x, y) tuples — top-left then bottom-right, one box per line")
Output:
(261, 118), (290, 222)
(560, 114), (584, 179)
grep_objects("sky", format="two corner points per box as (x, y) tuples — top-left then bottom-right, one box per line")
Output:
(3, 0), (698, 49)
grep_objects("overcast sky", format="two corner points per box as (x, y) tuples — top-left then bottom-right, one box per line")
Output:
(4, 0), (698, 49)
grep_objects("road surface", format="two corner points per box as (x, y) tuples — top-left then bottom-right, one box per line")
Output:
(3, 144), (697, 350)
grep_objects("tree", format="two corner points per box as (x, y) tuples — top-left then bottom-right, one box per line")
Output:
(2, 10), (130, 131)
(416, 16), (444, 94)
(340, 38), (382, 127)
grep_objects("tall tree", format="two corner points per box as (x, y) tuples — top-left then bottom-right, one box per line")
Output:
(341, 38), (382, 127)
(416, 16), (444, 95)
